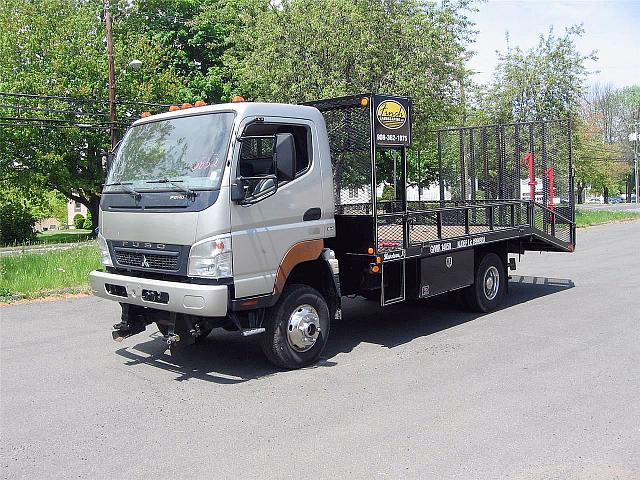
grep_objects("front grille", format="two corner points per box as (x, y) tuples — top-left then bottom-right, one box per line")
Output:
(114, 250), (179, 271)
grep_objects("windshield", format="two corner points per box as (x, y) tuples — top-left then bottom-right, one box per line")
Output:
(104, 112), (235, 192)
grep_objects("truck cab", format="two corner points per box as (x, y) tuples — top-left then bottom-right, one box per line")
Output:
(91, 101), (343, 367)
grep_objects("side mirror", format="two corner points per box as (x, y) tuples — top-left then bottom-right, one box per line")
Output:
(231, 180), (246, 202)
(101, 150), (115, 173)
(274, 133), (296, 182)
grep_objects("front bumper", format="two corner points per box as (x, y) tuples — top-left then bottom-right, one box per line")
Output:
(90, 270), (228, 317)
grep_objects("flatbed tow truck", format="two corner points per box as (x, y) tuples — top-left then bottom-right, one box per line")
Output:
(90, 94), (576, 369)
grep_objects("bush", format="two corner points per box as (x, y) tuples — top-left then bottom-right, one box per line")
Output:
(82, 211), (93, 230)
(379, 184), (395, 201)
(73, 213), (85, 229)
(0, 201), (36, 245)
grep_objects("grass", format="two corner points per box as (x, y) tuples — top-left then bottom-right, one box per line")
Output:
(575, 209), (640, 228)
(0, 245), (100, 299)
(36, 229), (93, 244)
(0, 229), (94, 249)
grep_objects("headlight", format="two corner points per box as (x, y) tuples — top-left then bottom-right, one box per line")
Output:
(188, 234), (233, 278)
(97, 233), (113, 267)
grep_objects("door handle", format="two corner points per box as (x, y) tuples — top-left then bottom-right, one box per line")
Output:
(303, 208), (321, 221)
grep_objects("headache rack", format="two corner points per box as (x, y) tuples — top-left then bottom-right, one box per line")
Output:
(307, 94), (576, 300)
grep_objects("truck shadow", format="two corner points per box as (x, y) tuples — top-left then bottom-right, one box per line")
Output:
(114, 275), (574, 384)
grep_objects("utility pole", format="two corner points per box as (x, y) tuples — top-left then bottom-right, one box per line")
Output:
(105, 4), (117, 150)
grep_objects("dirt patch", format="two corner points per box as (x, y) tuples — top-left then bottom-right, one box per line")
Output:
(0, 289), (91, 306)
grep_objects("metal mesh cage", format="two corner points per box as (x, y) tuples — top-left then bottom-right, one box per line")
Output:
(402, 120), (574, 247)
(419, 121), (571, 207)
(307, 97), (372, 215)
(307, 93), (574, 252)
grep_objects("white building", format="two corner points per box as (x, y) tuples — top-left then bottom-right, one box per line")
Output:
(338, 182), (451, 205)
(67, 199), (88, 227)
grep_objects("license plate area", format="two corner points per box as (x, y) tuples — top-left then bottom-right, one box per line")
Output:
(142, 289), (169, 304)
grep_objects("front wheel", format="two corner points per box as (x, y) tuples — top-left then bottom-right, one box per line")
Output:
(462, 252), (506, 313)
(261, 284), (330, 369)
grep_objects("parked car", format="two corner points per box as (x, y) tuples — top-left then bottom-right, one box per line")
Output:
(609, 196), (624, 204)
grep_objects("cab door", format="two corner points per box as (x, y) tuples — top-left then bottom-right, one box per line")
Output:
(230, 118), (325, 298)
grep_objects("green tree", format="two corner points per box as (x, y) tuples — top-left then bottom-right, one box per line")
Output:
(579, 83), (639, 202)
(224, 0), (475, 191)
(574, 119), (626, 203)
(477, 26), (596, 123)
(0, 0), (186, 227)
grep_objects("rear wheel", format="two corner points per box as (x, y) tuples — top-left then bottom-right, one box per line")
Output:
(462, 253), (506, 313)
(261, 284), (330, 369)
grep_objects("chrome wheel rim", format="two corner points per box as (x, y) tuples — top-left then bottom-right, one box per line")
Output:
(286, 304), (320, 352)
(484, 266), (500, 300)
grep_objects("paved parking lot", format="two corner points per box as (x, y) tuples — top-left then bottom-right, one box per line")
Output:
(2, 221), (639, 479)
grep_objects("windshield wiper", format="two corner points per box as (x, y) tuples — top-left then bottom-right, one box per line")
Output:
(145, 178), (198, 199)
(104, 181), (142, 200)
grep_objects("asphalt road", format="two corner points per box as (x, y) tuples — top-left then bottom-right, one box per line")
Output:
(2, 222), (639, 479)
(579, 202), (640, 212)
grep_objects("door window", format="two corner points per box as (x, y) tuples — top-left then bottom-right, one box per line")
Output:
(238, 123), (311, 183)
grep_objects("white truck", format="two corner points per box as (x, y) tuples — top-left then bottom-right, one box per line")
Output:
(90, 94), (575, 369)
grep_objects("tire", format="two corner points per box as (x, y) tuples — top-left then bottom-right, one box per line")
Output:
(462, 252), (506, 313)
(156, 323), (212, 343)
(260, 284), (330, 369)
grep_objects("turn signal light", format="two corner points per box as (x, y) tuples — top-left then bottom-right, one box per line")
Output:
(168, 105), (180, 112)
(181, 103), (193, 109)
(194, 100), (207, 107)
(376, 256), (381, 264)
(367, 247), (374, 254)
(371, 264), (380, 273)
(232, 95), (245, 103)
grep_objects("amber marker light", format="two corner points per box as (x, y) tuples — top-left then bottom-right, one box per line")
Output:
(371, 265), (380, 273)
(367, 247), (374, 254)
(181, 103), (193, 109)
(168, 105), (180, 112)
(360, 97), (369, 107)
(376, 256), (381, 264)
(194, 100), (207, 107)
(140, 111), (151, 118)
(231, 95), (245, 103)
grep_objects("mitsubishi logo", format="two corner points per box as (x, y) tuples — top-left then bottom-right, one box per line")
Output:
(141, 255), (150, 268)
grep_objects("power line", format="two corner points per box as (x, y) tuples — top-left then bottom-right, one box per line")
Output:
(0, 92), (173, 108)
(0, 103), (108, 118)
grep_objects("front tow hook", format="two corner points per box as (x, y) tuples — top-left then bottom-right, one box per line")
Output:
(112, 321), (145, 342)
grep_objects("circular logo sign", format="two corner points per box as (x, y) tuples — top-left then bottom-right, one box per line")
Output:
(376, 100), (407, 130)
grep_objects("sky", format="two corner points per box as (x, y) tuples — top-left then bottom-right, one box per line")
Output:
(467, 0), (640, 88)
